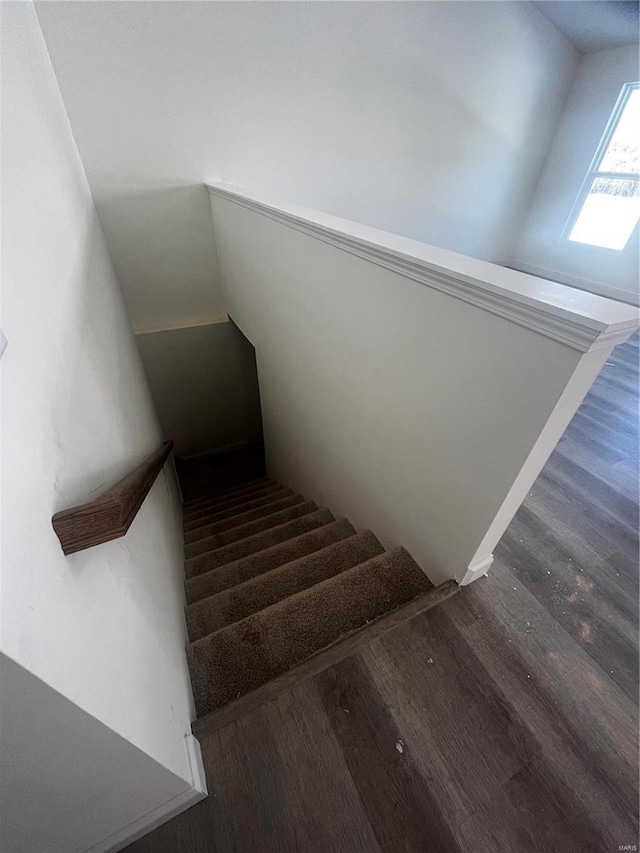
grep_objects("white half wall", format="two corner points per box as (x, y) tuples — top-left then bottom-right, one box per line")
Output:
(0, 654), (205, 853)
(34, 1), (578, 329)
(136, 318), (263, 459)
(208, 185), (638, 586)
(1, 3), (204, 845)
(511, 44), (640, 304)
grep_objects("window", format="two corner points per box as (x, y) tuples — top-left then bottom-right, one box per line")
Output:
(567, 82), (639, 251)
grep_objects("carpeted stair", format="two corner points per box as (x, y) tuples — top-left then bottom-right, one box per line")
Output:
(182, 477), (458, 733)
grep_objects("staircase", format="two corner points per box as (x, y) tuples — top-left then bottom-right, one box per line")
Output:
(182, 476), (457, 735)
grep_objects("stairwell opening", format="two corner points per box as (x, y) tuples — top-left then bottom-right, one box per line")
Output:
(174, 316), (266, 501)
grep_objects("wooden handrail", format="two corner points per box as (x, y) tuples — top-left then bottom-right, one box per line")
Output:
(52, 441), (174, 555)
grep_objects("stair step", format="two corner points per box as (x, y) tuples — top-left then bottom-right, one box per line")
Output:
(191, 579), (458, 740)
(185, 519), (357, 604)
(185, 494), (304, 544)
(187, 547), (433, 717)
(184, 480), (279, 516)
(184, 477), (274, 509)
(184, 508), (335, 579)
(186, 531), (384, 639)
(185, 501), (318, 559)
(184, 488), (293, 533)
(184, 483), (285, 523)
(184, 476), (273, 506)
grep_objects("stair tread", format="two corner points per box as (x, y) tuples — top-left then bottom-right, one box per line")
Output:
(185, 500), (318, 559)
(185, 494), (303, 543)
(184, 488), (293, 532)
(184, 483), (285, 522)
(184, 477), (277, 509)
(185, 488), (282, 520)
(184, 519), (357, 604)
(186, 530), (384, 639)
(184, 477), (276, 509)
(191, 580), (458, 740)
(184, 477), (274, 508)
(184, 508), (335, 579)
(187, 546), (433, 717)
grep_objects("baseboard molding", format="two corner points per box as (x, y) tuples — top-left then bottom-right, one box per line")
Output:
(87, 735), (208, 853)
(457, 553), (494, 586)
(184, 733), (208, 796)
(98, 787), (205, 853)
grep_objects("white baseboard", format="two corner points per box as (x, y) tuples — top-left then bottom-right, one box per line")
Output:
(457, 554), (494, 586)
(184, 733), (208, 796)
(89, 735), (208, 853)
(99, 786), (206, 853)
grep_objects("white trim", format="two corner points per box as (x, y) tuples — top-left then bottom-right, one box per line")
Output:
(206, 183), (639, 353)
(457, 554), (494, 586)
(84, 785), (205, 853)
(184, 733), (208, 796)
(0, 327), (7, 360)
(508, 260), (639, 308)
(84, 736), (207, 853)
(135, 315), (229, 335)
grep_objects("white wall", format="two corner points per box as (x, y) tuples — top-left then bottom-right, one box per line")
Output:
(512, 45), (639, 304)
(136, 318), (263, 459)
(34, 1), (578, 329)
(209, 188), (636, 586)
(0, 4), (203, 845)
(0, 655), (203, 853)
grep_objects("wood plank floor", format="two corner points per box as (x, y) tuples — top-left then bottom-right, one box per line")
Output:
(124, 333), (638, 853)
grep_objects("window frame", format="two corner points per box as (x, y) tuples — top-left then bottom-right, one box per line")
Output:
(562, 81), (640, 254)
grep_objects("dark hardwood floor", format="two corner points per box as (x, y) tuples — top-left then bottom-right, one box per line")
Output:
(124, 333), (638, 853)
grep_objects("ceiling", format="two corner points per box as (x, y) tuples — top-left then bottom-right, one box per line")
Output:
(532, 1), (639, 53)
